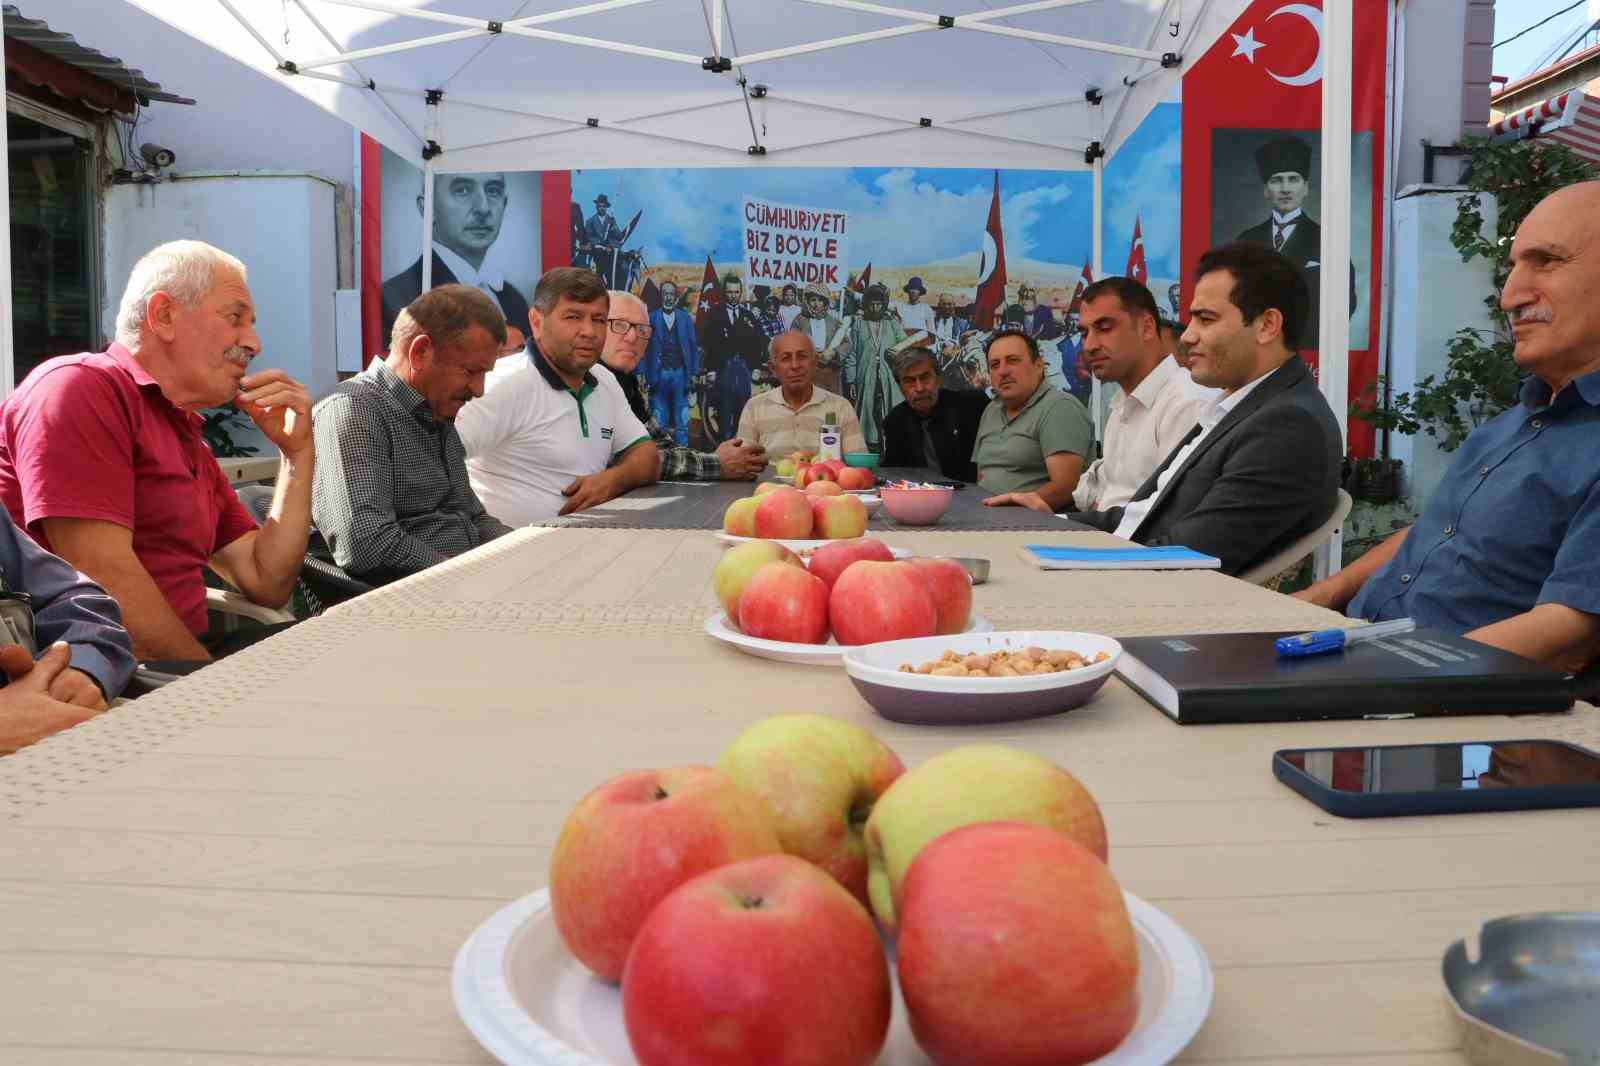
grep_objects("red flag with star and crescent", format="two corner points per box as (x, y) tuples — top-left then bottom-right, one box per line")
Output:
(1180, 0), (1391, 458)
(1067, 261), (1094, 314)
(694, 255), (719, 330)
(1125, 216), (1148, 285)
(972, 171), (1008, 329)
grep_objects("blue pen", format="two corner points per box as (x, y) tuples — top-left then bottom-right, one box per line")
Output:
(1275, 617), (1417, 659)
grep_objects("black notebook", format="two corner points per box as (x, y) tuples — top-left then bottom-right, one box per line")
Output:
(1115, 628), (1576, 725)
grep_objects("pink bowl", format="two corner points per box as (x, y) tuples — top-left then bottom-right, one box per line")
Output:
(880, 485), (953, 525)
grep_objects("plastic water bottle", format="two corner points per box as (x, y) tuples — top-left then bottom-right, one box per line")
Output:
(818, 416), (842, 462)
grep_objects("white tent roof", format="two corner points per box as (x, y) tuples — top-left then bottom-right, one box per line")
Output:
(128, 0), (1242, 172)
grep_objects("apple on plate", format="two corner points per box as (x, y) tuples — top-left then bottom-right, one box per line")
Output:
(829, 560), (936, 647)
(907, 557), (973, 635)
(549, 766), (781, 981)
(896, 822), (1139, 1066)
(863, 744), (1108, 931)
(806, 538), (895, 592)
(797, 464), (835, 489)
(754, 482), (785, 497)
(754, 487), (815, 539)
(738, 563), (830, 644)
(714, 540), (802, 623)
(622, 854), (891, 1066)
(836, 466), (875, 491)
(717, 714), (904, 904)
(804, 480), (844, 497)
(813, 494), (868, 540)
(775, 458), (797, 477)
(722, 496), (759, 537)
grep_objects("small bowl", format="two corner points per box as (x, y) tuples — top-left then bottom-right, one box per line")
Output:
(880, 485), (952, 526)
(843, 452), (881, 469)
(842, 630), (1121, 725)
(941, 556), (990, 584)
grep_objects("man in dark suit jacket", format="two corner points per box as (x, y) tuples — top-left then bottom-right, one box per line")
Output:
(1235, 135), (1357, 350)
(697, 274), (768, 444)
(994, 242), (1342, 577)
(381, 254), (529, 350)
(881, 345), (989, 482)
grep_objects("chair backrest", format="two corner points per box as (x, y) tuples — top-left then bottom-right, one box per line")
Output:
(230, 484), (373, 611)
(1238, 489), (1354, 587)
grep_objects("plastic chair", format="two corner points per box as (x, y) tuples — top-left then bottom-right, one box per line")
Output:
(1238, 489), (1354, 587)
(233, 485), (373, 613)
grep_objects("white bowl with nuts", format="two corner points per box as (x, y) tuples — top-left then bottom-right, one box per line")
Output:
(840, 630), (1122, 725)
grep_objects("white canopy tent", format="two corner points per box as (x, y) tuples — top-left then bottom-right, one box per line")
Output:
(117, 0), (1353, 474)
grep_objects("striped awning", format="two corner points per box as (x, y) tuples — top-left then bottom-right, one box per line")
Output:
(1490, 90), (1600, 165)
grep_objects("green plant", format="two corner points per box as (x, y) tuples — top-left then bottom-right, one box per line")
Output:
(201, 407), (258, 457)
(1354, 136), (1594, 450)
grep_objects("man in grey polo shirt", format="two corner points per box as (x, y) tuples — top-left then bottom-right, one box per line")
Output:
(974, 329), (1094, 510)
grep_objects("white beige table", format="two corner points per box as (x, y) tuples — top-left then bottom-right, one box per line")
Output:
(0, 528), (1594, 1065)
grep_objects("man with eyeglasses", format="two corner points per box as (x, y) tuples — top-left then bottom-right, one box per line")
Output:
(457, 268), (659, 524)
(640, 281), (699, 446)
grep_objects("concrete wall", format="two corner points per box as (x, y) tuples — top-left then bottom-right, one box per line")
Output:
(1395, 0), (1498, 187)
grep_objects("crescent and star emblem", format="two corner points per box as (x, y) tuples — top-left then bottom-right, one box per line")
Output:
(1229, 3), (1324, 87)
(977, 232), (998, 285)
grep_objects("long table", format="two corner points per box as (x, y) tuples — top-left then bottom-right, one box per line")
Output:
(0, 526), (1595, 1065)
(535, 466), (1087, 531)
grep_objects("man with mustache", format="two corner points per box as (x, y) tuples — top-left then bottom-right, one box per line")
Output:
(640, 281), (700, 446)
(0, 240), (315, 662)
(972, 328), (1094, 508)
(311, 284), (511, 585)
(381, 171), (531, 349)
(457, 268), (659, 524)
(1296, 181), (1600, 675)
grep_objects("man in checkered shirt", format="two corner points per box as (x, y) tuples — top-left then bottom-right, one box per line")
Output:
(600, 290), (768, 481)
(311, 285), (511, 584)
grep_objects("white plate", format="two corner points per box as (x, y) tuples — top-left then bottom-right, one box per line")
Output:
(453, 887), (1213, 1066)
(715, 532), (910, 557)
(703, 611), (992, 666)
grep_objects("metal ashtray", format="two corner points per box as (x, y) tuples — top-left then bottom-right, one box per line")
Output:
(1443, 912), (1600, 1066)
(942, 556), (990, 585)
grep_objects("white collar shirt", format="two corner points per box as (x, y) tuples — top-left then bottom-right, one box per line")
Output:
(1110, 365), (1275, 540)
(1270, 208), (1304, 247)
(1071, 356), (1212, 511)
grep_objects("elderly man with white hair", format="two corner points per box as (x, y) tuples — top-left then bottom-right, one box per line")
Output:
(0, 240), (315, 663)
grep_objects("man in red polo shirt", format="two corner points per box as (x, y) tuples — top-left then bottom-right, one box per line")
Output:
(0, 240), (315, 662)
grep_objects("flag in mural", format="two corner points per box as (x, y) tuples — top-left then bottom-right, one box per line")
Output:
(973, 171), (1008, 329)
(1126, 216), (1148, 285)
(1181, 0), (1391, 458)
(694, 254), (719, 329)
(1068, 261), (1095, 314)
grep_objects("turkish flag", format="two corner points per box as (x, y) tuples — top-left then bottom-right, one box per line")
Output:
(973, 171), (1007, 329)
(1067, 261), (1094, 314)
(694, 255), (720, 330)
(1126, 216), (1148, 285)
(640, 277), (662, 312)
(1180, 0), (1391, 458)
(851, 262), (873, 293)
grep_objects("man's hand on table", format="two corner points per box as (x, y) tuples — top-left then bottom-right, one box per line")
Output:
(0, 642), (107, 754)
(560, 470), (627, 515)
(983, 491), (1052, 513)
(716, 438), (768, 480)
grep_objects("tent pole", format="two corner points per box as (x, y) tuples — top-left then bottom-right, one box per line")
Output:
(1315, 0), (1353, 581)
(421, 94), (439, 292)
(0, 28), (12, 398)
(1090, 150), (1104, 446)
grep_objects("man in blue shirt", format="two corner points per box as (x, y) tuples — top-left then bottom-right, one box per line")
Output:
(640, 282), (700, 446)
(1296, 181), (1600, 674)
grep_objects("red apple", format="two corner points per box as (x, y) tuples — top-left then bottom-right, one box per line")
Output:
(836, 466), (876, 491)
(722, 496), (759, 537)
(813, 494), (868, 539)
(807, 538), (895, 592)
(908, 557), (973, 634)
(808, 495), (830, 531)
(549, 766), (781, 982)
(804, 479), (844, 497)
(754, 487), (814, 539)
(753, 482), (784, 497)
(829, 560), (936, 646)
(622, 854), (891, 1066)
(821, 458), (847, 478)
(897, 823), (1139, 1066)
(793, 463), (813, 487)
(738, 563), (830, 644)
(714, 540), (802, 622)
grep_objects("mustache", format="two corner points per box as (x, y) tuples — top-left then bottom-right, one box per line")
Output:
(224, 346), (254, 369)
(1508, 306), (1553, 325)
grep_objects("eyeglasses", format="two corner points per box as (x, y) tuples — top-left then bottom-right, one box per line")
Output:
(607, 318), (654, 339)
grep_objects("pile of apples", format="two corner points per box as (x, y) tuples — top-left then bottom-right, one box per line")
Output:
(715, 538), (973, 645)
(549, 719), (1140, 1066)
(725, 480), (871, 541)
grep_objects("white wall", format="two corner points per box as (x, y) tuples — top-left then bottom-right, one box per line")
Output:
(1387, 187), (1498, 507)
(104, 175), (341, 401)
(26, 0), (355, 188)
(1395, 0), (1496, 187)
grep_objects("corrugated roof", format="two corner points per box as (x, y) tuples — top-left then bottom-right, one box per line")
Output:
(3, 3), (193, 107)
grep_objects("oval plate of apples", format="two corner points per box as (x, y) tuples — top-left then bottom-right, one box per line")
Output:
(707, 539), (990, 665)
(453, 728), (1214, 1066)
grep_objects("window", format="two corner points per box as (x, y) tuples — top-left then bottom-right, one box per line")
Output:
(8, 110), (97, 386)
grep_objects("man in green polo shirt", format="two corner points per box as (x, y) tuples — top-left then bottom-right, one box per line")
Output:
(973, 329), (1093, 510)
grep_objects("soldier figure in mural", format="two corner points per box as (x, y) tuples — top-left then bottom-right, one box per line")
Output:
(1002, 282), (1063, 340)
(697, 273), (767, 445)
(841, 283), (907, 452)
(641, 281), (700, 446)
(573, 194), (646, 290)
(1234, 134), (1357, 348)
(793, 282), (844, 396)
